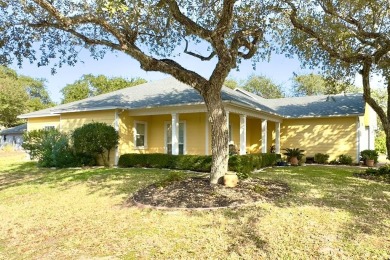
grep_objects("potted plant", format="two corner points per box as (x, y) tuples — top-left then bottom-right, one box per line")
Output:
(360, 149), (378, 167)
(283, 148), (305, 166)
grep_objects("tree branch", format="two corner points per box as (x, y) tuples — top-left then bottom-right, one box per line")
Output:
(158, 0), (212, 40)
(361, 60), (388, 129)
(183, 38), (216, 61)
(215, 0), (236, 36)
(318, 0), (383, 40)
(31, 0), (209, 93)
(286, 1), (366, 63)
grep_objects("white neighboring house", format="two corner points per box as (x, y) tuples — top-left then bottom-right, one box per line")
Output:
(0, 123), (27, 150)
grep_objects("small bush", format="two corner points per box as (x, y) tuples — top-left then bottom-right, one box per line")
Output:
(72, 122), (119, 166)
(360, 149), (379, 163)
(74, 152), (97, 167)
(22, 128), (77, 168)
(338, 154), (353, 165)
(355, 165), (390, 183)
(314, 153), (329, 164)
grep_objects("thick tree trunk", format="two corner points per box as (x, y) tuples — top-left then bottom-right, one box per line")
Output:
(203, 90), (229, 185)
(362, 63), (390, 158)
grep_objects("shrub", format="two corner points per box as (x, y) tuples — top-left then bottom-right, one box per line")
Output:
(72, 122), (119, 166)
(118, 153), (281, 178)
(360, 149), (379, 163)
(74, 152), (97, 167)
(314, 153), (329, 164)
(338, 154), (353, 165)
(22, 128), (77, 168)
(283, 148), (305, 160)
(356, 165), (390, 183)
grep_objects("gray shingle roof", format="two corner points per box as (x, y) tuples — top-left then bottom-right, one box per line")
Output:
(264, 94), (365, 118)
(0, 123), (27, 135)
(18, 77), (365, 119)
(19, 78), (278, 118)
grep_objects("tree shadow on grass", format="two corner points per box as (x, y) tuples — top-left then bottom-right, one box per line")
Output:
(256, 166), (390, 237)
(0, 161), (173, 197)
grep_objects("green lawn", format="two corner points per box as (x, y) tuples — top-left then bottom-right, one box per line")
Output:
(0, 155), (389, 259)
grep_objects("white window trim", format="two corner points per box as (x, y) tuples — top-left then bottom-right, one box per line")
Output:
(164, 121), (186, 155)
(133, 121), (148, 149)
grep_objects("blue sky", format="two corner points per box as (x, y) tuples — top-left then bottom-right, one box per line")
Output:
(9, 48), (320, 103)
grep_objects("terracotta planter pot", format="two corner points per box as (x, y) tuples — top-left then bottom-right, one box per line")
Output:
(366, 159), (375, 167)
(224, 174), (238, 187)
(290, 157), (299, 166)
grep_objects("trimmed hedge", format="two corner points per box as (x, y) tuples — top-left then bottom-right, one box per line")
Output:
(118, 153), (280, 174)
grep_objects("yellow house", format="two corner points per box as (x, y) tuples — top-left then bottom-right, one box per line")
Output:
(19, 78), (376, 165)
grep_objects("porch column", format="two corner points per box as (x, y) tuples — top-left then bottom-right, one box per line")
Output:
(171, 113), (179, 155)
(262, 119), (267, 153)
(275, 122), (280, 154)
(205, 113), (209, 155)
(114, 110), (119, 165)
(240, 115), (246, 155)
(226, 111), (230, 143)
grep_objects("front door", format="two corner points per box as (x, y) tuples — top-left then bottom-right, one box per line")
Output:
(165, 122), (185, 154)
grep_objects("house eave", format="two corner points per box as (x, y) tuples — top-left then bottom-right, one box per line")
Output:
(283, 113), (364, 119)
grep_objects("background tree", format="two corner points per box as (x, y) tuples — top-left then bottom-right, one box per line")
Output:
(292, 73), (361, 97)
(224, 78), (240, 90)
(0, 0), (279, 184)
(61, 74), (146, 103)
(281, 0), (390, 155)
(243, 75), (284, 98)
(0, 66), (53, 127)
(224, 75), (284, 98)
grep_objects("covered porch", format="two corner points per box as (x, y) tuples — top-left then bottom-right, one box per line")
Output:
(117, 103), (283, 160)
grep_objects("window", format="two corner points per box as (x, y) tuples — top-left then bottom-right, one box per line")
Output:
(44, 126), (55, 130)
(134, 121), (147, 148)
(165, 122), (185, 155)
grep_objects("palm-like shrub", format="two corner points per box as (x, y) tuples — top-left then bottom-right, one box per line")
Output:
(283, 148), (305, 160)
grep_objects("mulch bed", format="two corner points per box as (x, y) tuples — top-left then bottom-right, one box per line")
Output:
(132, 177), (290, 209)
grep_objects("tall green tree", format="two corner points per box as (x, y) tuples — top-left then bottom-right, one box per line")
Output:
(243, 75), (284, 98)
(0, 0), (279, 184)
(224, 75), (284, 98)
(224, 78), (240, 90)
(281, 0), (390, 155)
(0, 66), (53, 127)
(61, 74), (146, 103)
(292, 73), (361, 97)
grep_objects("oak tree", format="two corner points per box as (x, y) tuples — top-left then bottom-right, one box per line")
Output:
(0, 66), (53, 127)
(281, 0), (390, 155)
(292, 73), (360, 97)
(243, 75), (284, 98)
(0, 0), (278, 183)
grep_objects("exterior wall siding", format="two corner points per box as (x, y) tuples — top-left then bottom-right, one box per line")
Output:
(118, 112), (208, 156)
(27, 116), (60, 131)
(280, 117), (357, 161)
(61, 110), (116, 165)
(25, 111), (361, 164)
(247, 118), (261, 153)
(61, 110), (116, 132)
